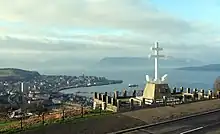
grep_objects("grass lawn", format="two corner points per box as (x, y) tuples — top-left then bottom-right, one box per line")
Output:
(0, 121), (12, 126)
(0, 110), (113, 134)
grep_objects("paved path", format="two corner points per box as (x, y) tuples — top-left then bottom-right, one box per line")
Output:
(114, 110), (220, 134)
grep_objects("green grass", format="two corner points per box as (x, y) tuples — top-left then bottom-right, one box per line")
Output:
(0, 70), (15, 77)
(0, 121), (19, 126)
(0, 121), (10, 126)
(0, 110), (113, 134)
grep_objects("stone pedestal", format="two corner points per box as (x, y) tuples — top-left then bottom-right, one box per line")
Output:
(142, 82), (171, 101)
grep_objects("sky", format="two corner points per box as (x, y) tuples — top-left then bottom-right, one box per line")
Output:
(0, 0), (220, 73)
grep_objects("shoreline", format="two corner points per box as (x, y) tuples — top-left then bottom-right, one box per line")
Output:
(58, 80), (123, 92)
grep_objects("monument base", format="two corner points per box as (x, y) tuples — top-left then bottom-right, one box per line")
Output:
(142, 82), (171, 101)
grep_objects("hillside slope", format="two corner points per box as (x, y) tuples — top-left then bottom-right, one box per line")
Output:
(177, 64), (220, 71)
(0, 68), (40, 81)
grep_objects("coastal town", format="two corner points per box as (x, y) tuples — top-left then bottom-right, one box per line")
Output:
(0, 70), (123, 120)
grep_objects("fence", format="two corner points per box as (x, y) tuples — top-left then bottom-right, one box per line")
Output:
(0, 104), (106, 134)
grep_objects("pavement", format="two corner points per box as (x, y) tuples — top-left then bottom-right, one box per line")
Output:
(114, 110), (220, 134)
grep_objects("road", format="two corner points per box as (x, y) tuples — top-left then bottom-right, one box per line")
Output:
(113, 110), (220, 134)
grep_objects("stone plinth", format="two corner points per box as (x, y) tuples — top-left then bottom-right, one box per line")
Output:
(142, 82), (171, 100)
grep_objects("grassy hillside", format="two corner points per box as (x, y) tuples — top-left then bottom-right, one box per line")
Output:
(0, 68), (40, 81)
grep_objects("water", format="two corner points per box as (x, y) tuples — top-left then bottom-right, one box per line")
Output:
(61, 68), (220, 95)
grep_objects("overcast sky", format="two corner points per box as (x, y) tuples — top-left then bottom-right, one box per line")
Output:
(0, 0), (220, 73)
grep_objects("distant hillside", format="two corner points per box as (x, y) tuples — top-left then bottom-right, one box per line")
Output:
(177, 64), (220, 71)
(98, 57), (203, 68)
(0, 68), (40, 81)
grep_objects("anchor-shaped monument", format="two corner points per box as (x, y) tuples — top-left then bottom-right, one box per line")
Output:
(131, 42), (171, 105)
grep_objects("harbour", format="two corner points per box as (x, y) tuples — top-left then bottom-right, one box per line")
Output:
(92, 42), (220, 113)
(60, 66), (218, 96)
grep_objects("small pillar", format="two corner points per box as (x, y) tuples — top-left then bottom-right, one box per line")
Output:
(130, 99), (134, 110)
(114, 91), (119, 99)
(93, 101), (96, 110)
(173, 87), (176, 94)
(105, 95), (109, 104)
(201, 89), (205, 97)
(104, 92), (108, 96)
(96, 93), (99, 100)
(193, 88), (198, 100)
(108, 96), (111, 104)
(218, 91), (220, 98)
(98, 93), (102, 100)
(182, 95), (185, 103)
(133, 90), (137, 97)
(142, 98), (145, 105)
(194, 88), (198, 93)
(163, 96), (167, 106)
(116, 100), (121, 111)
(180, 87), (184, 93)
(187, 88), (191, 93)
(103, 92), (107, 102)
(123, 89), (127, 97)
(200, 89), (204, 99)
(101, 94), (105, 102)
(208, 90), (212, 99)
(94, 92), (98, 99)
(102, 102), (106, 110)
(111, 97), (114, 105)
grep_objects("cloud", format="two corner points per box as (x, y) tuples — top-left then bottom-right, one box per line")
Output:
(0, 0), (219, 40)
(0, 0), (220, 72)
(0, 0), (195, 35)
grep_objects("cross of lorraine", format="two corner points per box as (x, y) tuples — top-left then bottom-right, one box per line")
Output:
(146, 42), (168, 84)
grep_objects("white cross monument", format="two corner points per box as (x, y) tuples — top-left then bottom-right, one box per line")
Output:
(130, 42), (171, 105)
(146, 42), (168, 83)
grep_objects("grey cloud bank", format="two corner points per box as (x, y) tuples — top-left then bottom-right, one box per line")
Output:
(0, 0), (219, 73)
